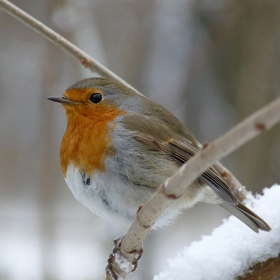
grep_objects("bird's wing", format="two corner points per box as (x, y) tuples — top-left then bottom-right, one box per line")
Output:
(132, 131), (237, 204)
(219, 202), (271, 232)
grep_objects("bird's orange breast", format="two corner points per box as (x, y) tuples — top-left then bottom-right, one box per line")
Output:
(60, 98), (126, 177)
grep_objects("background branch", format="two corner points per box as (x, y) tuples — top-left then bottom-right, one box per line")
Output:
(0, 0), (137, 92)
(213, 161), (248, 202)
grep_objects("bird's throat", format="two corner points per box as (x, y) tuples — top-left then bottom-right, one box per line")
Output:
(60, 112), (120, 177)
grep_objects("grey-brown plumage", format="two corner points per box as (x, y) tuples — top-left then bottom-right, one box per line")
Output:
(129, 128), (270, 232)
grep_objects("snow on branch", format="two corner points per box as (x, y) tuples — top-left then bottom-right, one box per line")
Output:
(154, 185), (280, 280)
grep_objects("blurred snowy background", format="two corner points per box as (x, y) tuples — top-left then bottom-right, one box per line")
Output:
(0, 0), (280, 279)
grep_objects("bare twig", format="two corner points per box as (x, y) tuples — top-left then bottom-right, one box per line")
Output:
(213, 161), (248, 201)
(0, 0), (137, 92)
(199, 142), (248, 202)
(106, 97), (280, 279)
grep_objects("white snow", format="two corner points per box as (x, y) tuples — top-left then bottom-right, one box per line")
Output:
(154, 184), (280, 280)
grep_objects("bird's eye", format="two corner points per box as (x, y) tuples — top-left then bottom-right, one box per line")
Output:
(89, 93), (103, 104)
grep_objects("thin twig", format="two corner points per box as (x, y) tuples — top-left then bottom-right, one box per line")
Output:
(213, 161), (248, 201)
(107, 97), (280, 279)
(0, 0), (138, 93)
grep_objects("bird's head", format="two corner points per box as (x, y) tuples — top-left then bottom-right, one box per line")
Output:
(48, 77), (141, 121)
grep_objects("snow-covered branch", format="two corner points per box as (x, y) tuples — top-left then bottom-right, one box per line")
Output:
(154, 185), (280, 280)
(239, 254), (280, 280)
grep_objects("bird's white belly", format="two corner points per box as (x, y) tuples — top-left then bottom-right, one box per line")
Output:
(64, 164), (192, 228)
(65, 164), (138, 226)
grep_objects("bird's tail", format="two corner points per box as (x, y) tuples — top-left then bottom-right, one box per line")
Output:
(219, 202), (271, 233)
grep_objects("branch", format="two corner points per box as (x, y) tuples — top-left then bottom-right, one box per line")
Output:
(213, 161), (248, 202)
(239, 254), (280, 280)
(106, 97), (280, 279)
(0, 0), (137, 92)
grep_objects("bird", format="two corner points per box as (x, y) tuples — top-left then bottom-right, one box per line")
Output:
(48, 77), (270, 233)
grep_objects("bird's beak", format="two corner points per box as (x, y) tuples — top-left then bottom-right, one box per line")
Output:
(47, 96), (74, 104)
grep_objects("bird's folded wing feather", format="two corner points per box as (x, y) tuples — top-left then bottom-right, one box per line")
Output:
(132, 131), (237, 204)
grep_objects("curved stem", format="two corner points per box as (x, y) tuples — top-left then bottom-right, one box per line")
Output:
(0, 0), (138, 92)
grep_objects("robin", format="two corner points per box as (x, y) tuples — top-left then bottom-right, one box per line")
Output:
(48, 77), (270, 233)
